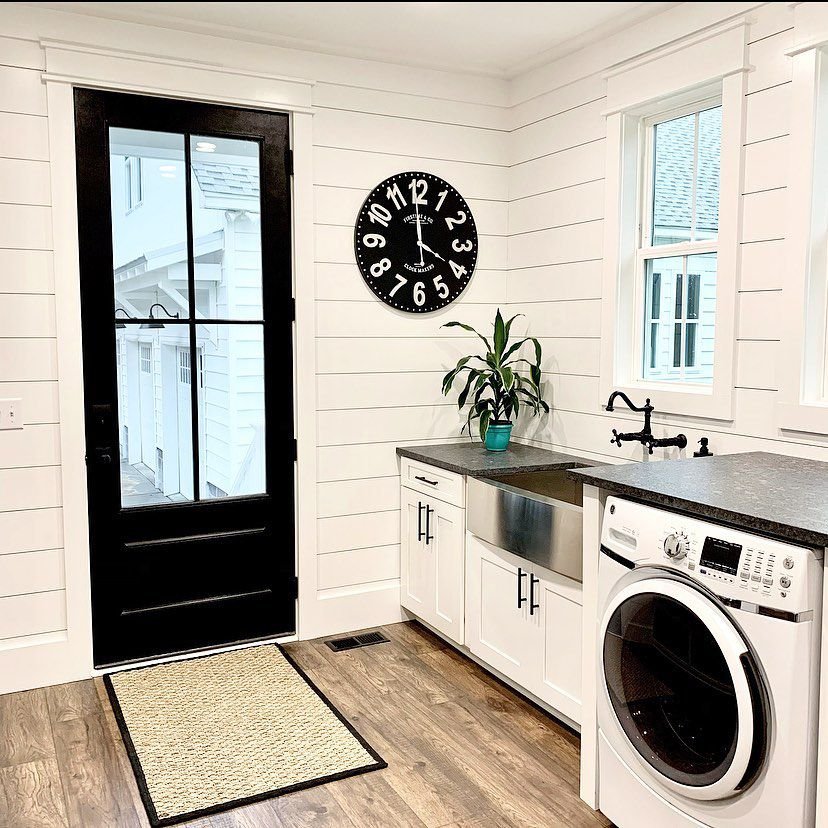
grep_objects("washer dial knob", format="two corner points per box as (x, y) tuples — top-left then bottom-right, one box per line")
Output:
(664, 532), (688, 560)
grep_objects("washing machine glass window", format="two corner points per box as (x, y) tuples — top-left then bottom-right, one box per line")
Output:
(602, 579), (767, 797)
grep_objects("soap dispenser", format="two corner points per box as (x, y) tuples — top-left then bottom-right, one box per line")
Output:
(694, 437), (713, 457)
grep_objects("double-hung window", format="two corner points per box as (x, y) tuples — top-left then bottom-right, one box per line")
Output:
(638, 101), (721, 385)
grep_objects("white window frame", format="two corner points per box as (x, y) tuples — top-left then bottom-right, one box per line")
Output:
(124, 155), (143, 212)
(636, 97), (721, 385)
(778, 45), (828, 434)
(599, 20), (747, 421)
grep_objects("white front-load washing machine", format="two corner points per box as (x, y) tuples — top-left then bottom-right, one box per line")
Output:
(597, 496), (823, 828)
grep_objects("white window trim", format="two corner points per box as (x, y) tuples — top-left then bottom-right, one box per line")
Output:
(636, 97), (721, 384)
(599, 21), (748, 420)
(778, 44), (828, 435)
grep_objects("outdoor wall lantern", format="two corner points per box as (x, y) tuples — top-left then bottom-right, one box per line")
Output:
(140, 303), (180, 330)
(114, 308), (133, 329)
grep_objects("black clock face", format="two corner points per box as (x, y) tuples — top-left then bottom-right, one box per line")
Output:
(354, 172), (478, 313)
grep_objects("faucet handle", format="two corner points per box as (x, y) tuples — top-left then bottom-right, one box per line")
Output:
(610, 429), (622, 447)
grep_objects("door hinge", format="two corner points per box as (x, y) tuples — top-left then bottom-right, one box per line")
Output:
(285, 148), (294, 177)
(288, 575), (298, 599)
(292, 438), (298, 461)
(289, 297), (296, 321)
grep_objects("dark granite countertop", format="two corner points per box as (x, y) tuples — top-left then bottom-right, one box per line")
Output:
(569, 451), (828, 548)
(396, 442), (592, 478)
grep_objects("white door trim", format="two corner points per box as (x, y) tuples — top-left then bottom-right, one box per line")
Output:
(21, 41), (317, 692)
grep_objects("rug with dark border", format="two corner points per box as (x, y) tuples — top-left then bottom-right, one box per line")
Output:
(104, 644), (386, 827)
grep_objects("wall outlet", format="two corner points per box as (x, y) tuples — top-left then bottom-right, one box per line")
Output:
(0, 399), (23, 430)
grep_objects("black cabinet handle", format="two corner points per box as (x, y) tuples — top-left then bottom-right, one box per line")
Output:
(415, 475), (439, 486)
(417, 501), (424, 542)
(425, 504), (434, 545)
(517, 567), (527, 608)
(530, 574), (540, 615)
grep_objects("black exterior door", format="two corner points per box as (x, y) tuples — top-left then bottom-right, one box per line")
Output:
(74, 89), (295, 667)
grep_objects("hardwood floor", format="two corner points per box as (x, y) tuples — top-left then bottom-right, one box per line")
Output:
(0, 622), (610, 827)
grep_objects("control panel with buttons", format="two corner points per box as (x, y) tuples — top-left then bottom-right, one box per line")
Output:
(601, 496), (824, 615)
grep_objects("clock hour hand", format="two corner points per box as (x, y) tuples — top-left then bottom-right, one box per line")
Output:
(417, 240), (445, 262)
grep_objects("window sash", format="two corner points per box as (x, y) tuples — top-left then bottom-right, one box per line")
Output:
(640, 96), (721, 250)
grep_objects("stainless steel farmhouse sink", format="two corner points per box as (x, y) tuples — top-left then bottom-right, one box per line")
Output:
(466, 464), (596, 584)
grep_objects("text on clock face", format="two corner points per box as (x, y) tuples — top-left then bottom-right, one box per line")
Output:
(354, 172), (478, 313)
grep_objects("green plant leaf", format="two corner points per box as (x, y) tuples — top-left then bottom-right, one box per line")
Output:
(457, 370), (477, 408)
(503, 313), (523, 346)
(442, 320), (491, 351)
(493, 309), (506, 361)
(478, 409), (491, 441)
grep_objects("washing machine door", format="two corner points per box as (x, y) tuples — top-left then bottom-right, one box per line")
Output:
(600, 576), (768, 802)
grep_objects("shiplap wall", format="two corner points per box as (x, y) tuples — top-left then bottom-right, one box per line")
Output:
(507, 3), (828, 468)
(312, 94), (508, 624)
(0, 2), (509, 655)
(0, 41), (67, 647)
(2, 0), (824, 675)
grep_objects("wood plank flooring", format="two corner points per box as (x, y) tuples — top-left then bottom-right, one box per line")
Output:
(0, 621), (610, 827)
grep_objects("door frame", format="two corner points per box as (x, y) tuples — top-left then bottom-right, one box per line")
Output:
(30, 44), (318, 689)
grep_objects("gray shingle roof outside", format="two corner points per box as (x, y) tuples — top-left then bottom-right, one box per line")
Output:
(192, 161), (260, 199)
(652, 106), (721, 240)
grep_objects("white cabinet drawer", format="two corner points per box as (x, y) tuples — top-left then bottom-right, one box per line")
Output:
(400, 457), (465, 507)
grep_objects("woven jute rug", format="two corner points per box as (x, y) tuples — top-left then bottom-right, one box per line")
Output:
(105, 644), (386, 826)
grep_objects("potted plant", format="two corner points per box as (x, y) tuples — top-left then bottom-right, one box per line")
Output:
(441, 309), (549, 451)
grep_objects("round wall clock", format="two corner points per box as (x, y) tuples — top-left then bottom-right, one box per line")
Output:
(354, 171), (478, 313)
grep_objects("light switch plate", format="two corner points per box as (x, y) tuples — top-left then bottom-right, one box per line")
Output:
(0, 398), (23, 430)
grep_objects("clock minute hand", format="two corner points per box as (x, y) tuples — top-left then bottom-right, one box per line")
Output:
(417, 240), (445, 262)
(414, 195), (424, 266)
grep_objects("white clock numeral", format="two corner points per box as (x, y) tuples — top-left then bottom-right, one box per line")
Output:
(368, 203), (392, 227)
(408, 178), (428, 205)
(435, 189), (448, 212)
(389, 273), (407, 297)
(450, 260), (468, 279)
(452, 239), (472, 252)
(413, 281), (426, 307)
(433, 275), (449, 299)
(386, 183), (407, 210)
(445, 210), (467, 230)
(370, 258), (392, 278)
(363, 233), (386, 248)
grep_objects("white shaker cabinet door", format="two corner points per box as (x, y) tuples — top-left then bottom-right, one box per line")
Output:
(530, 569), (583, 725)
(400, 487), (465, 645)
(465, 533), (540, 691)
(401, 486), (430, 619)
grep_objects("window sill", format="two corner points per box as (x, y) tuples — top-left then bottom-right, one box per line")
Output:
(777, 402), (828, 436)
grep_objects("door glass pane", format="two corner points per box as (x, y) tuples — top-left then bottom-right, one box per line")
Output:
(603, 592), (740, 787)
(116, 325), (195, 507)
(110, 129), (189, 320)
(196, 324), (266, 499)
(190, 135), (263, 320)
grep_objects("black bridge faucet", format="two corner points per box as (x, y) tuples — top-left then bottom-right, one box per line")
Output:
(605, 391), (687, 455)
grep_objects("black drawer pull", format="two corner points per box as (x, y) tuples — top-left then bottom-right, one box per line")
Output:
(417, 501), (424, 542)
(415, 475), (439, 486)
(530, 574), (540, 615)
(517, 567), (527, 608)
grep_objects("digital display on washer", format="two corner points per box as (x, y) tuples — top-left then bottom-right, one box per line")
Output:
(700, 537), (742, 575)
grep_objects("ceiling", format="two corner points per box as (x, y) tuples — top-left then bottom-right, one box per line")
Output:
(33, 2), (677, 78)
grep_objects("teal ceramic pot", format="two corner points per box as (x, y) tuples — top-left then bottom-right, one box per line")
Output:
(484, 422), (513, 451)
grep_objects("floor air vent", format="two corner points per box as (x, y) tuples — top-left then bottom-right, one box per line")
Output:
(325, 631), (390, 652)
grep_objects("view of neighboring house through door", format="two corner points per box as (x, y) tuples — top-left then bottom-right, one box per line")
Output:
(75, 90), (296, 667)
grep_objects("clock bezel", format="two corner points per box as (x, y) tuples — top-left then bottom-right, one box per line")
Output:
(353, 170), (478, 314)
